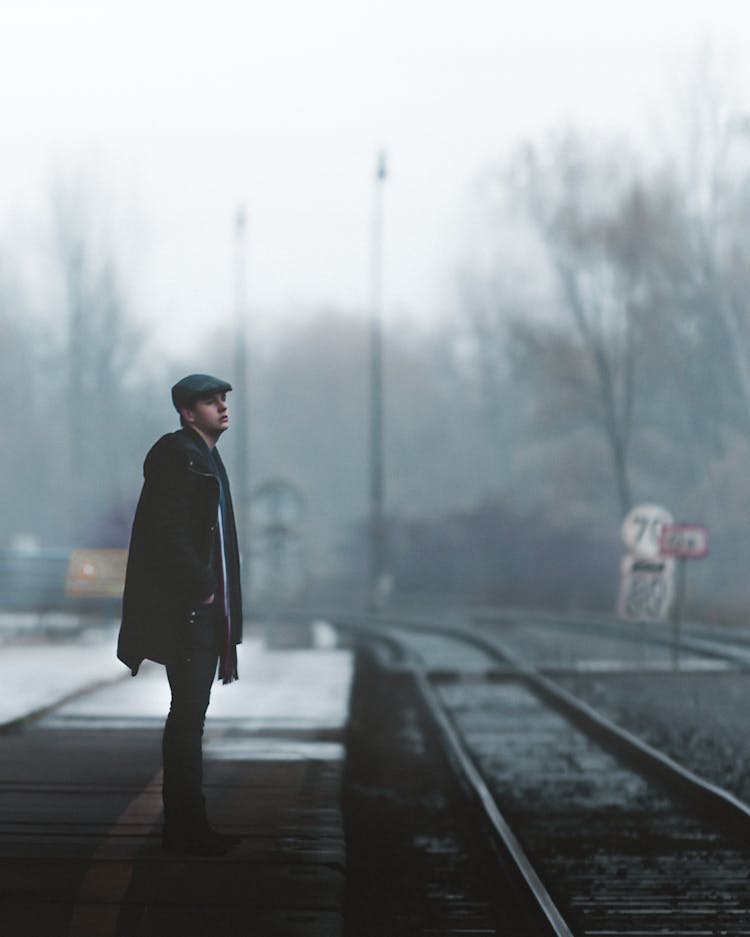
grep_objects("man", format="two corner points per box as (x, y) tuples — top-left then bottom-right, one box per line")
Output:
(117, 373), (243, 856)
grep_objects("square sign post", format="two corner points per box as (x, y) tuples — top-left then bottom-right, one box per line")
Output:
(659, 524), (709, 662)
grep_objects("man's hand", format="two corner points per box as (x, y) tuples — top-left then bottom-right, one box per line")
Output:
(201, 593), (215, 605)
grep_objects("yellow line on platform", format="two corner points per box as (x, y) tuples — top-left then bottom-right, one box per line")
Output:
(67, 769), (163, 937)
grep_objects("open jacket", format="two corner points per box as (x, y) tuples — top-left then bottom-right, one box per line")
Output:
(117, 427), (243, 676)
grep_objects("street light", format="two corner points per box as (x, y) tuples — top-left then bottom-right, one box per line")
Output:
(233, 205), (252, 599)
(369, 151), (388, 611)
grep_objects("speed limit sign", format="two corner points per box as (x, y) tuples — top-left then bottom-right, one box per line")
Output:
(621, 503), (674, 559)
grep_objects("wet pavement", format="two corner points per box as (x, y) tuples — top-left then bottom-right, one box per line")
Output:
(0, 621), (353, 937)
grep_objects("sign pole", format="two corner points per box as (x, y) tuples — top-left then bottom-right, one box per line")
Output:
(671, 557), (687, 669)
(368, 151), (388, 612)
(660, 523), (709, 671)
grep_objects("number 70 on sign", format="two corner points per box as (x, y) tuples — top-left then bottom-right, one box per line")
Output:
(621, 504), (674, 559)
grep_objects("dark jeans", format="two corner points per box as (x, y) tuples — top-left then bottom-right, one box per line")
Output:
(162, 605), (220, 830)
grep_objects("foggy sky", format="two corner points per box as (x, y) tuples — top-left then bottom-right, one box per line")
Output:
(0, 0), (747, 355)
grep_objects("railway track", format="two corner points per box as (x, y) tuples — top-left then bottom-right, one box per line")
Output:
(472, 606), (750, 672)
(336, 615), (750, 936)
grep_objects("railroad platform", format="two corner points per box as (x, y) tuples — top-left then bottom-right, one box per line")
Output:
(0, 620), (352, 937)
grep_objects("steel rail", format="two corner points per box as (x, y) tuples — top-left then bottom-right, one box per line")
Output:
(332, 618), (575, 937)
(473, 606), (750, 668)
(355, 614), (750, 841)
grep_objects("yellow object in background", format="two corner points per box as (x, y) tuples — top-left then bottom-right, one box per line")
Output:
(65, 550), (128, 598)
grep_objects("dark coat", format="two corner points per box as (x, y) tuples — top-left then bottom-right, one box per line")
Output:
(117, 427), (243, 676)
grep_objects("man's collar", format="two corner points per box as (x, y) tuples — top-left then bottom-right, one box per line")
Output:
(180, 427), (219, 472)
(183, 426), (212, 452)
(184, 425), (219, 451)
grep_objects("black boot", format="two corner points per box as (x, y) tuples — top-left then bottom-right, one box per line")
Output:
(162, 823), (241, 857)
(162, 801), (241, 857)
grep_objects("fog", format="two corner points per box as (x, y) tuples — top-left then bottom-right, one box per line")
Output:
(2, 2), (750, 621)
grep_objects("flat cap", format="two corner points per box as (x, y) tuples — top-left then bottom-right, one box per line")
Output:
(171, 373), (233, 411)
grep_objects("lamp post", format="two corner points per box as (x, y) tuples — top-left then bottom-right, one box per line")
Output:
(369, 152), (388, 610)
(233, 206), (252, 598)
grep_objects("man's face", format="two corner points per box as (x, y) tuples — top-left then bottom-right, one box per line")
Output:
(184, 393), (229, 439)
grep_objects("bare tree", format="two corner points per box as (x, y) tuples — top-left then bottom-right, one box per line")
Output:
(456, 267), (530, 488)
(511, 134), (643, 517)
(51, 177), (146, 545)
(665, 47), (750, 437)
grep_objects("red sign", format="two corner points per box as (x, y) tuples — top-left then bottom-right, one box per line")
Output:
(660, 524), (709, 559)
